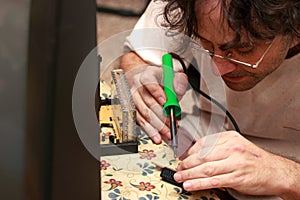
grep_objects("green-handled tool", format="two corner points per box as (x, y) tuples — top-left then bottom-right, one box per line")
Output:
(162, 53), (181, 158)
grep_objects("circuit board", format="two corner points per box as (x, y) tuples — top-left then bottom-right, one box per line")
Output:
(99, 69), (138, 155)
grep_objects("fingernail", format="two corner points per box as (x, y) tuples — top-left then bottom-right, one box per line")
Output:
(174, 173), (182, 182)
(158, 97), (166, 105)
(183, 181), (192, 190)
(152, 135), (161, 144)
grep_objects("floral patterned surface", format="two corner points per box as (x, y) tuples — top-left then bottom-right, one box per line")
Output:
(100, 132), (224, 200)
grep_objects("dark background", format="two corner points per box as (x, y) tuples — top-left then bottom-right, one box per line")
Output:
(1, 0), (99, 199)
(0, 0), (147, 199)
(25, 0), (98, 200)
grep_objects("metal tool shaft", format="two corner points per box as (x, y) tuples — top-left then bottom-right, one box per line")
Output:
(170, 107), (178, 158)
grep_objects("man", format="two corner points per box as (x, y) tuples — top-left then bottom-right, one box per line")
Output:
(120, 0), (300, 199)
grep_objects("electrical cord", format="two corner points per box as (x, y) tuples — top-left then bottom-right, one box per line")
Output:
(170, 52), (241, 133)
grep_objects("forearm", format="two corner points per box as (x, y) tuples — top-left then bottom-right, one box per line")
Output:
(119, 51), (149, 72)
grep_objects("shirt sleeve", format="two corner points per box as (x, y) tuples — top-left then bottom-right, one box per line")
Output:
(123, 0), (172, 66)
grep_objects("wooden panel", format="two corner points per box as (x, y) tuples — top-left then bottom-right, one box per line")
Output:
(25, 0), (99, 200)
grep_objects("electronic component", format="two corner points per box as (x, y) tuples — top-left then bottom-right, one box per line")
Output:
(99, 69), (138, 156)
(111, 69), (137, 143)
(160, 167), (183, 188)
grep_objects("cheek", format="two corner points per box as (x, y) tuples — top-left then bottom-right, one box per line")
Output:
(269, 50), (288, 70)
(252, 57), (284, 82)
(255, 43), (290, 77)
(212, 61), (237, 76)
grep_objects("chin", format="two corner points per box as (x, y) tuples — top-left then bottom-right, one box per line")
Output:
(222, 74), (264, 91)
(224, 81), (259, 91)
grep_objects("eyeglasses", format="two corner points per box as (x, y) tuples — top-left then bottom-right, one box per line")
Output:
(192, 39), (274, 69)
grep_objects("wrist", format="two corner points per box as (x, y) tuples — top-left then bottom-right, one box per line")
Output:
(120, 51), (148, 73)
(279, 159), (300, 199)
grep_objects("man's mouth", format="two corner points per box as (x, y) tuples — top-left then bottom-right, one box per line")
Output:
(222, 74), (248, 83)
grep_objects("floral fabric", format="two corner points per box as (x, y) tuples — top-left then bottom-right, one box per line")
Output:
(100, 132), (223, 200)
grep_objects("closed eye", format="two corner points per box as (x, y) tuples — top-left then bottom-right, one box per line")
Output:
(232, 42), (255, 56)
(236, 47), (255, 55)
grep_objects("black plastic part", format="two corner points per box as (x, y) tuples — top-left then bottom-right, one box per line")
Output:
(100, 142), (138, 156)
(160, 168), (183, 188)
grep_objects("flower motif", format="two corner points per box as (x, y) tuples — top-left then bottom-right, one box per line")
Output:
(104, 179), (123, 190)
(135, 182), (156, 191)
(100, 160), (111, 170)
(104, 178), (123, 186)
(137, 162), (155, 176)
(139, 194), (159, 200)
(139, 149), (156, 160)
(139, 182), (155, 191)
(173, 187), (192, 199)
(108, 189), (130, 200)
(137, 132), (151, 145)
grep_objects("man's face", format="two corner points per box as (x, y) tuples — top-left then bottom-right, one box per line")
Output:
(195, 0), (295, 91)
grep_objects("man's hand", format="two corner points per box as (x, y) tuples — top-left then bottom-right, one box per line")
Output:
(174, 131), (300, 198)
(120, 52), (188, 144)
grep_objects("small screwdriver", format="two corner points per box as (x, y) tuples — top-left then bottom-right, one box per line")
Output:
(162, 53), (181, 158)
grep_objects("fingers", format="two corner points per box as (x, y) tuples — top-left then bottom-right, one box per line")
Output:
(175, 158), (233, 183)
(130, 66), (168, 142)
(139, 68), (188, 104)
(177, 147), (229, 171)
(185, 133), (222, 157)
(133, 86), (171, 143)
(174, 131), (262, 192)
(136, 111), (161, 143)
(174, 154), (246, 192)
(139, 66), (166, 105)
(186, 131), (241, 157)
(127, 65), (187, 144)
(172, 131), (288, 195)
(180, 173), (233, 191)
(134, 94), (170, 137)
(179, 132), (249, 170)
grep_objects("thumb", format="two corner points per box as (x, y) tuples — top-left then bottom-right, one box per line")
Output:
(174, 72), (188, 100)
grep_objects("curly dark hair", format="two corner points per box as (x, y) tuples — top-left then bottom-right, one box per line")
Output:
(161, 0), (300, 57)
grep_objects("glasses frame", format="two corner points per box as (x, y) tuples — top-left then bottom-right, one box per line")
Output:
(192, 39), (275, 69)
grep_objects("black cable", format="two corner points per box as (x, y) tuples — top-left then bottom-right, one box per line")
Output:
(170, 53), (241, 133)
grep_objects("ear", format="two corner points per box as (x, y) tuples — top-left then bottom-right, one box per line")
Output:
(285, 36), (300, 59)
(289, 35), (300, 49)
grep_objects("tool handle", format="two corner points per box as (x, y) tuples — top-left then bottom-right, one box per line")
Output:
(162, 53), (181, 117)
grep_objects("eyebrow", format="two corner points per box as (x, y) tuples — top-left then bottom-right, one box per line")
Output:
(195, 33), (253, 51)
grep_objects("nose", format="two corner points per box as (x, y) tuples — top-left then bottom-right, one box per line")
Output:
(211, 51), (237, 76)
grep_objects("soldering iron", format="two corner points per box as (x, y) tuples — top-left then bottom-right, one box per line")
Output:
(162, 53), (241, 158)
(162, 53), (181, 158)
